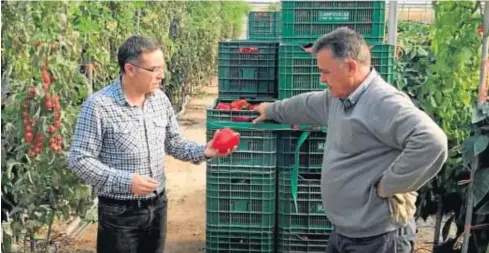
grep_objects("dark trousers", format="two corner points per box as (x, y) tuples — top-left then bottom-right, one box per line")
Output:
(96, 192), (167, 253)
(326, 219), (416, 253)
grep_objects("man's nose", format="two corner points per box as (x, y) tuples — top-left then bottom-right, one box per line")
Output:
(155, 71), (163, 80)
(320, 75), (328, 84)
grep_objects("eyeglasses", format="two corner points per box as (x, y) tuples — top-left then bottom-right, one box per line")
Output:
(129, 63), (165, 74)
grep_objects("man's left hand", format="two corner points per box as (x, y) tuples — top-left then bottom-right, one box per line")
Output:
(377, 182), (418, 225)
(377, 182), (387, 198)
(203, 137), (238, 158)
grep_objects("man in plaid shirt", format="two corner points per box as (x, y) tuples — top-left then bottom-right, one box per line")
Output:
(69, 35), (235, 253)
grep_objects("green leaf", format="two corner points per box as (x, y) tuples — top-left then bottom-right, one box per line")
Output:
(5, 159), (22, 180)
(472, 104), (487, 123)
(429, 96), (437, 108)
(473, 167), (489, 207)
(475, 199), (489, 215)
(462, 136), (475, 165)
(474, 135), (489, 156)
(11, 220), (23, 234)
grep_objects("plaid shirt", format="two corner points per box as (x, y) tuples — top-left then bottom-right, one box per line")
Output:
(68, 77), (206, 200)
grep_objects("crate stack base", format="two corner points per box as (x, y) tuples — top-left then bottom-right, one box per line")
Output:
(205, 121), (277, 252)
(277, 130), (333, 252)
(206, 227), (275, 253)
(206, 0), (398, 249)
(210, 21), (282, 250)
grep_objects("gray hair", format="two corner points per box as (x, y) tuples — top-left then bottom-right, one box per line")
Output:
(117, 35), (162, 73)
(312, 27), (371, 66)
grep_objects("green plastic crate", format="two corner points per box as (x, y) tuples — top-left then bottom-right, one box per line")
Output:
(278, 170), (334, 231)
(281, 1), (385, 44)
(206, 170), (276, 228)
(278, 131), (326, 174)
(206, 226), (275, 253)
(248, 11), (281, 41)
(206, 128), (277, 167)
(206, 98), (275, 124)
(277, 231), (331, 253)
(278, 43), (395, 99)
(218, 41), (279, 100)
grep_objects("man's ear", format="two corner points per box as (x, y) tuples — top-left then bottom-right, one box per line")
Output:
(346, 60), (357, 77)
(124, 63), (137, 76)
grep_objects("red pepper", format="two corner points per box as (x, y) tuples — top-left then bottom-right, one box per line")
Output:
(231, 116), (252, 122)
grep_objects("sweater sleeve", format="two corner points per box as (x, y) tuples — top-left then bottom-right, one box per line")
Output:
(369, 92), (448, 196)
(264, 90), (330, 126)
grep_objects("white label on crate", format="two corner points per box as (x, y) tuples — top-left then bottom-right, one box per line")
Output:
(318, 11), (350, 22)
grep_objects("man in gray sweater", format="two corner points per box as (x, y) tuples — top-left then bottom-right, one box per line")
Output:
(253, 27), (448, 253)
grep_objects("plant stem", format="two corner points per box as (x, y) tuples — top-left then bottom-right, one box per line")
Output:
(30, 234), (36, 253)
(45, 210), (55, 251)
(433, 197), (443, 251)
(462, 156), (479, 253)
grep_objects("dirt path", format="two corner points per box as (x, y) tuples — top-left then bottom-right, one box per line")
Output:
(163, 85), (217, 253)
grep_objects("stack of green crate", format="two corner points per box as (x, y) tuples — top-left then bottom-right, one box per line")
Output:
(276, 130), (333, 252)
(206, 39), (281, 253)
(205, 116), (278, 253)
(280, 1), (386, 45)
(248, 11), (282, 41)
(218, 40), (280, 101)
(205, 126), (277, 253)
(278, 0), (395, 100)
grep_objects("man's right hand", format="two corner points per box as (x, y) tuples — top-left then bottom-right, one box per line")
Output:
(131, 174), (158, 196)
(252, 102), (270, 124)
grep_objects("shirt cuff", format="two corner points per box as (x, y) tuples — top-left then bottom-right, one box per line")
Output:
(112, 171), (133, 193)
(194, 144), (210, 164)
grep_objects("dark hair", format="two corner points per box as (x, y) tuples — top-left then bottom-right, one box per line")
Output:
(312, 27), (370, 65)
(117, 35), (162, 73)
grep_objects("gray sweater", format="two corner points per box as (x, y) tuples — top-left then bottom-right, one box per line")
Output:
(265, 75), (448, 238)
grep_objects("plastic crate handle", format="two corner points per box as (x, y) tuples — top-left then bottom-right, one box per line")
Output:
(301, 43), (314, 53)
(292, 132), (311, 213)
(239, 69), (258, 79)
(239, 47), (259, 54)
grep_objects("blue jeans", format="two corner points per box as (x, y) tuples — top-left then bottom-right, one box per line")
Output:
(97, 192), (167, 253)
(326, 218), (416, 253)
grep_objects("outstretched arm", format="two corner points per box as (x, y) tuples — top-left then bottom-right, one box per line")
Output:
(254, 90), (330, 126)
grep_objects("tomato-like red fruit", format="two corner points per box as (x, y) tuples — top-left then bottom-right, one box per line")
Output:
(231, 99), (249, 110)
(247, 104), (257, 111)
(231, 116), (252, 122)
(211, 128), (240, 153)
(42, 70), (50, 84)
(215, 102), (231, 110)
(25, 132), (33, 143)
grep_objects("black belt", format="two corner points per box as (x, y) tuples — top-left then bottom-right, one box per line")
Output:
(98, 190), (165, 209)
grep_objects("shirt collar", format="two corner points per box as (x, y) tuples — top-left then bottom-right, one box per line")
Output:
(340, 68), (377, 109)
(114, 75), (157, 107)
(114, 76), (128, 106)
